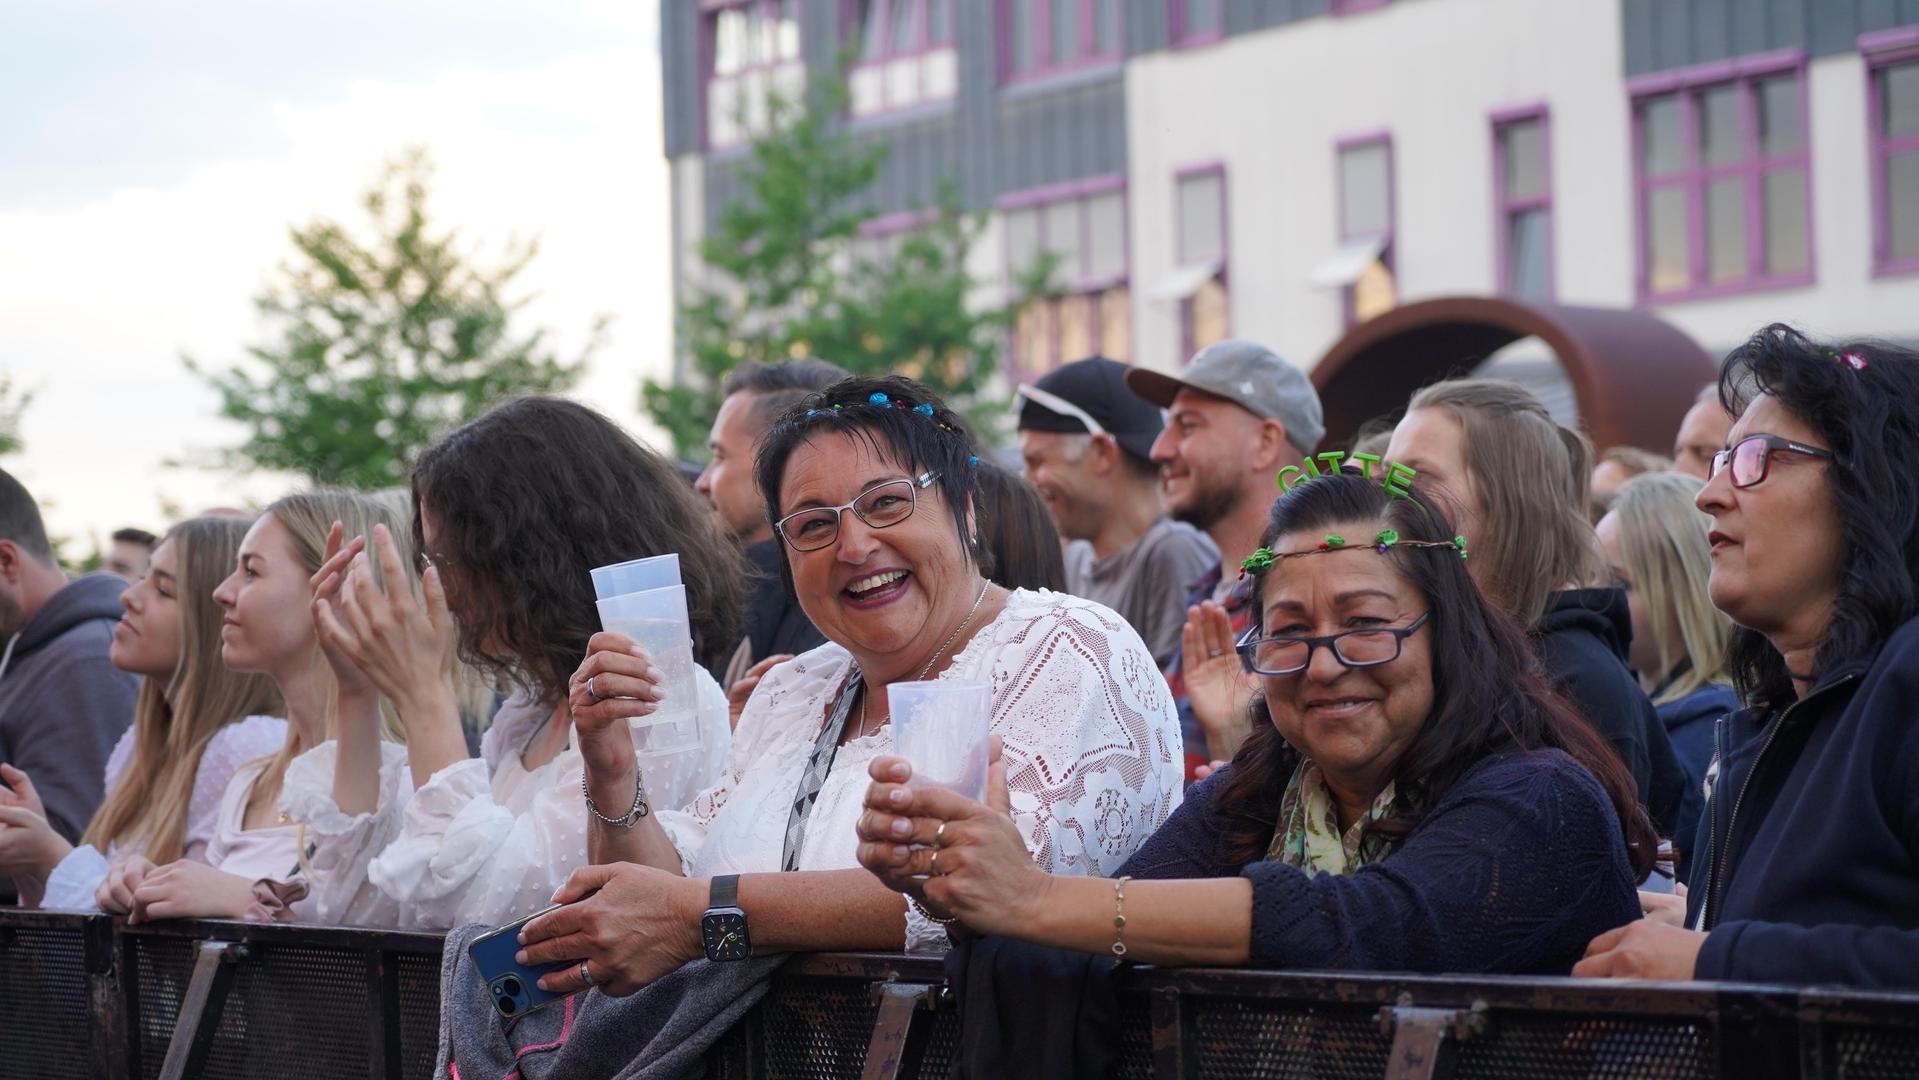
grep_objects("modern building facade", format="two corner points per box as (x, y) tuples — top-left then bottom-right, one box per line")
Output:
(660, 0), (1919, 389)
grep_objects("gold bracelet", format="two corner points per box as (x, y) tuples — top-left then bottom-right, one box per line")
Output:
(1111, 875), (1132, 957)
(908, 894), (958, 926)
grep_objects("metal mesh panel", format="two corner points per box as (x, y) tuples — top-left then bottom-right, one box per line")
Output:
(758, 975), (881, 1080)
(0, 925), (92, 1080)
(1112, 991), (1155, 1080)
(393, 950), (444, 1080)
(1825, 1023), (1919, 1080)
(915, 1006), (962, 1079)
(1188, 997), (1392, 1080)
(1453, 1013), (1714, 1080)
(134, 936), (201, 1080)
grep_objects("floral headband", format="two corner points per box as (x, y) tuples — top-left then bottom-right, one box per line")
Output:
(1239, 529), (1468, 578)
(804, 392), (978, 467)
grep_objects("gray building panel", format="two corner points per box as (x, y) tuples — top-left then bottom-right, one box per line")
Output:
(661, 0), (702, 158)
(1125, 0), (1170, 55)
(1622, 0), (1917, 75)
(1225, 0), (1332, 37)
(992, 75), (1130, 196)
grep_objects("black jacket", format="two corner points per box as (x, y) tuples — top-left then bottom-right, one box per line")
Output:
(1533, 589), (1697, 852)
(738, 539), (824, 669)
(1685, 615), (1919, 987)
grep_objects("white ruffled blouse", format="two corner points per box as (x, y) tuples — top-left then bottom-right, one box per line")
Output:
(40, 715), (288, 912)
(282, 671), (730, 930)
(658, 588), (1185, 953)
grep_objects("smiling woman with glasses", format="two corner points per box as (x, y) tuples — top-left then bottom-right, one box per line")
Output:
(856, 470), (1655, 985)
(508, 375), (1180, 1009)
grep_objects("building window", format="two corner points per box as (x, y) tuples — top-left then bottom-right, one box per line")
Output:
(1171, 0), (1222, 47)
(849, 0), (959, 118)
(1003, 179), (1131, 377)
(705, 0), (805, 149)
(1167, 165), (1228, 360)
(1493, 107), (1553, 300)
(1867, 43), (1919, 275)
(1001, 0), (1123, 83)
(1630, 56), (1812, 299)
(1316, 134), (1396, 326)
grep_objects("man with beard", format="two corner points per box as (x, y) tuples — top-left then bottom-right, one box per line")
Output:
(0, 470), (137, 865)
(1015, 357), (1217, 667)
(695, 359), (846, 703)
(1126, 341), (1323, 776)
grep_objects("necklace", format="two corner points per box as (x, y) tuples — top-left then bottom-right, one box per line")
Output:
(859, 578), (993, 739)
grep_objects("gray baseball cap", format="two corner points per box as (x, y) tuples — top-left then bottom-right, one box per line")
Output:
(1123, 339), (1325, 457)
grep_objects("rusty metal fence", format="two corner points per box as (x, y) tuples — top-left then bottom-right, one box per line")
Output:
(2, 909), (1915, 1080)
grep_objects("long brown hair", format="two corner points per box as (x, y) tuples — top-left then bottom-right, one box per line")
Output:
(1212, 473), (1657, 879)
(82, 518), (282, 862)
(1407, 379), (1608, 628)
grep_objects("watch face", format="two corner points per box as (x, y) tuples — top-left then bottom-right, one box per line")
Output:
(702, 910), (751, 962)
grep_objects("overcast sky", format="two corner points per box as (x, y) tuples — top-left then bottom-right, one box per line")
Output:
(0, 0), (672, 555)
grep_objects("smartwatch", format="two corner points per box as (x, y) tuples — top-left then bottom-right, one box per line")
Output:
(701, 874), (751, 962)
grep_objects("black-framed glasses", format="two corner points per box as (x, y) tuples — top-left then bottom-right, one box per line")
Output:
(1709, 434), (1833, 489)
(1235, 611), (1432, 676)
(775, 472), (941, 553)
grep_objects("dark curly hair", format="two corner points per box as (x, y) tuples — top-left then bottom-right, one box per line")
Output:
(1211, 472), (1657, 879)
(1716, 324), (1919, 713)
(753, 375), (983, 596)
(411, 397), (747, 701)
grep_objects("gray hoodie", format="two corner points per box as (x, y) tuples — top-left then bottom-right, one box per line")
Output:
(0, 573), (137, 841)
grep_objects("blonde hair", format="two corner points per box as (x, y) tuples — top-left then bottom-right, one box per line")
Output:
(1608, 471), (1733, 704)
(82, 518), (284, 863)
(247, 490), (418, 820)
(1407, 379), (1609, 628)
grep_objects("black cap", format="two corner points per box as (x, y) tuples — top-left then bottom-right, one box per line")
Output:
(1015, 357), (1165, 464)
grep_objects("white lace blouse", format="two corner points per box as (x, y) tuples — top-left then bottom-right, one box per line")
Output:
(658, 588), (1184, 953)
(40, 715), (288, 912)
(282, 671), (730, 930)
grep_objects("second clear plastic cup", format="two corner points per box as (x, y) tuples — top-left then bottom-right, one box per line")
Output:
(590, 554), (681, 602)
(889, 680), (992, 802)
(594, 584), (701, 755)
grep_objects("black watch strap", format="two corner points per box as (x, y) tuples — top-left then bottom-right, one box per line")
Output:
(709, 874), (740, 910)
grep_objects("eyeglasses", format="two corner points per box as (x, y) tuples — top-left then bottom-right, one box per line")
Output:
(1709, 434), (1833, 489)
(1235, 611), (1432, 676)
(775, 472), (941, 553)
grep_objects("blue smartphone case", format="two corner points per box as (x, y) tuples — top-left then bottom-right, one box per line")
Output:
(467, 904), (575, 1020)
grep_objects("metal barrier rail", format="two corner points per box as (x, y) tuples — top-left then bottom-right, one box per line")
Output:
(4, 909), (1918, 1080)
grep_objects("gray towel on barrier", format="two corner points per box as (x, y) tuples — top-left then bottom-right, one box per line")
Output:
(435, 923), (786, 1080)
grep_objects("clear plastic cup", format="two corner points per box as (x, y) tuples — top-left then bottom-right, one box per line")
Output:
(888, 680), (992, 802)
(590, 554), (681, 602)
(594, 584), (702, 755)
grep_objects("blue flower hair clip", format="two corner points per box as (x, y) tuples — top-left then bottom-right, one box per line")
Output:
(914, 403), (935, 417)
(868, 392), (891, 407)
(968, 454), (979, 468)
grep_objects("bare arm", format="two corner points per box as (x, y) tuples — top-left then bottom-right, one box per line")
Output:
(571, 632), (703, 873)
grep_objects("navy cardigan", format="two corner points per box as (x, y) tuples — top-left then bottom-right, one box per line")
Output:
(1120, 748), (1641, 975)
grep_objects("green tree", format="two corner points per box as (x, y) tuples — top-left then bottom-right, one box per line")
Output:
(0, 375), (34, 457)
(644, 72), (1035, 455)
(188, 148), (601, 488)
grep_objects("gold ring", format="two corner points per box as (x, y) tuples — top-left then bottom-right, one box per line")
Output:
(929, 847), (942, 876)
(934, 821), (948, 848)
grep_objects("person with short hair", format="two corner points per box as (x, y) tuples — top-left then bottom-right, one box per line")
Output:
(1386, 380), (1695, 850)
(972, 461), (1067, 593)
(1126, 341), (1323, 774)
(0, 469), (138, 859)
(1672, 385), (1736, 481)
(1016, 357), (1216, 668)
(1591, 446), (1674, 519)
(104, 527), (158, 582)
(1578, 327), (1919, 988)
(697, 359), (847, 689)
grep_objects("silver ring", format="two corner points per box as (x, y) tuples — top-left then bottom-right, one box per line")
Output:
(1208, 650), (1224, 659)
(585, 676), (601, 704)
(579, 959), (598, 988)
(929, 847), (942, 876)
(934, 821), (948, 848)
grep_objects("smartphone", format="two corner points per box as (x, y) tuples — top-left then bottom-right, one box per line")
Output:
(467, 903), (575, 1020)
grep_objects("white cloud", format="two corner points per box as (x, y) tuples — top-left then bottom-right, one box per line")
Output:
(0, 5), (672, 554)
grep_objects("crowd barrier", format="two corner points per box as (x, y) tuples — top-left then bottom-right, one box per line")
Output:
(3, 908), (1917, 1080)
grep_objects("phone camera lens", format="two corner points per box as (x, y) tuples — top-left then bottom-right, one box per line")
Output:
(501, 976), (522, 996)
(498, 995), (517, 1015)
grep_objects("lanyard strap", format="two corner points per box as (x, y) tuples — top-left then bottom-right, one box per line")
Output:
(781, 662), (863, 871)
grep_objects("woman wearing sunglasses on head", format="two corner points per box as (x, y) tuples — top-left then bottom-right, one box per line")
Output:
(509, 377), (1182, 997)
(858, 471), (1651, 977)
(1578, 326), (1919, 989)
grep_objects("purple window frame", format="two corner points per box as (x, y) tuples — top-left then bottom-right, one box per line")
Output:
(1174, 162), (1229, 361)
(997, 0), (1124, 85)
(1335, 131), (1395, 329)
(1627, 49), (1815, 302)
(1863, 27), (1919, 277)
(998, 175), (1131, 374)
(699, 0), (805, 152)
(1170, 0), (1224, 49)
(1331, 0), (1390, 15)
(844, 0), (957, 117)
(1490, 104), (1555, 300)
